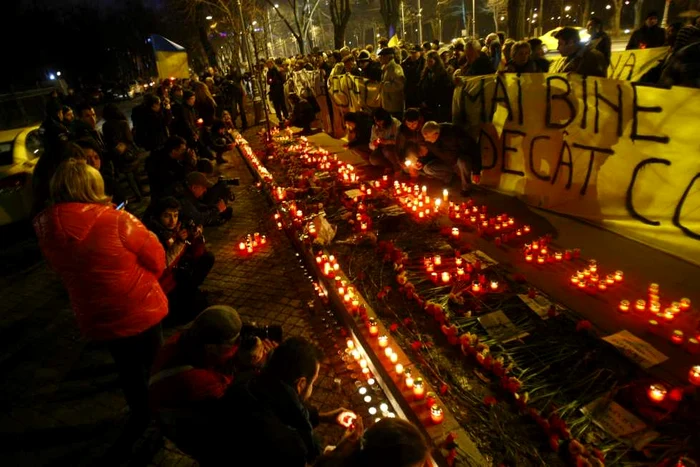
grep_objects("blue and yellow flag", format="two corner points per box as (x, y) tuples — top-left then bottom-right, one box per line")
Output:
(150, 34), (189, 79)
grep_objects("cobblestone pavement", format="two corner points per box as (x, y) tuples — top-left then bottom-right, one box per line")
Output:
(0, 120), (356, 466)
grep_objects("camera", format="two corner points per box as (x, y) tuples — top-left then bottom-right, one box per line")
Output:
(220, 177), (240, 186)
(239, 323), (283, 350)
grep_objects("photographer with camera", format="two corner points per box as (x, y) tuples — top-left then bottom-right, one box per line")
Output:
(179, 172), (234, 227)
(145, 196), (215, 321)
(148, 305), (277, 458)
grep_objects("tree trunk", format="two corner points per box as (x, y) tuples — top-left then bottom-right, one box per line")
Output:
(334, 24), (347, 48)
(507, 0), (526, 39)
(492, 10), (499, 32)
(582, 0), (590, 25)
(296, 36), (305, 55)
(612, 0), (622, 37)
(633, 0), (644, 29)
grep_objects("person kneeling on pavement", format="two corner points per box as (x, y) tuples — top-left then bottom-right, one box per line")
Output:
(421, 121), (482, 196)
(149, 305), (277, 458)
(180, 172), (233, 226)
(285, 93), (317, 135)
(368, 107), (403, 176)
(145, 196), (215, 320)
(199, 336), (358, 467)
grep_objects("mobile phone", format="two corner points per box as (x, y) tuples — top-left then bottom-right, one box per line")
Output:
(116, 201), (127, 210)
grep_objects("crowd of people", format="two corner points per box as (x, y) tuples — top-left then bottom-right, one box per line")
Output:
(28, 10), (700, 466)
(32, 60), (435, 465)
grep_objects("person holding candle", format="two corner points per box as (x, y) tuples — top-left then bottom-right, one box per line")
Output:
(313, 418), (431, 467)
(201, 337), (357, 467)
(421, 121), (482, 196)
(396, 108), (428, 174)
(368, 108), (403, 177)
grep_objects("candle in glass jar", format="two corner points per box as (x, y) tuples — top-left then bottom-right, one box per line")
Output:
(451, 227), (460, 237)
(413, 377), (425, 399)
(430, 404), (444, 424)
(369, 319), (379, 337)
(490, 280), (499, 291)
(421, 185), (427, 194)
(347, 340), (355, 350)
(688, 338), (700, 354)
(671, 330), (684, 344)
(647, 384), (667, 402)
(390, 352), (398, 363)
(360, 222), (368, 231)
(681, 298), (691, 311)
(239, 242), (246, 251)
(471, 281), (481, 293)
(378, 335), (388, 347)
(571, 275), (580, 285)
(525, 253), (533, 262)
(671, 302), (681, 313)
(536, 255), (546, 264)
(635, 300), (646, 312)
(434, 255), (442, 266)
(441, 272), (451, 283)
(648, 283), (660, 295)
(614, 270), (624, 282)
(689, 366), (700, 386)
(523, 225), (531, 233)
(606, 274), (615, 285)
(404, 371), (413, 387)
(385, 347), (393, 358)
(648, 319), (659, 332)
(554, 252), (563, 261)
(395, 363), (404, 374)
(442, 189), (448, 201)
(650, 301), (661, 313)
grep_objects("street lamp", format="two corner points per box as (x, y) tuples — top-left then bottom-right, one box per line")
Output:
(564, 5), (571, 11)
(206, 15), (213, 20)
(605, 4), (611, 9)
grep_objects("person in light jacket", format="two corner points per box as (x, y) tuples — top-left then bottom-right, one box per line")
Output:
(377, 47), (406, 120)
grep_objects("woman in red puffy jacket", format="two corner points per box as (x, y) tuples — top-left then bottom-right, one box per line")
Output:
(33, 157), (168, 443)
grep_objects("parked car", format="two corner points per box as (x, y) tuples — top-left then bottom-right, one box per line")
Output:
(0, 126), (42, 225)
(539, 27), (591, 54)
(103, 82), (133, 101)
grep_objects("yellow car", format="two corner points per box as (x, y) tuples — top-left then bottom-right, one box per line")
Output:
(539, 26), (591, 55)
(0, 125), (42, 225)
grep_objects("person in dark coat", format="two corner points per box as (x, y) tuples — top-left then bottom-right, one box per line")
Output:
(198, 337), (356, 467)
(401, 45), (425, 109)
(145, 136), (191, 200)
(421, 121), (482, 196)
(102, 103), (145, 200)
(179, 172), (232, 227)
(396, 108), (427, 164)
(626, 11), (666, 50)
(267, 59), (289, 122)
(75, 137), (126, 206)
(39, 99), (70, 152)
(171, 90), (200, 148)
(586, 16), (612, 69)
(461, 40), (496, 76)
(418, 51), (454, 123)
(285, 93), (316, 135)
(133, 94), (169, 152)
(554, 27), (607, 77)
(504, 41), (549, 73)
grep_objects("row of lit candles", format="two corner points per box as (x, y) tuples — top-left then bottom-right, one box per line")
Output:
(237, 233), (267, 254)
(347, 337), (444, 424)
(648, 366), (700, 403)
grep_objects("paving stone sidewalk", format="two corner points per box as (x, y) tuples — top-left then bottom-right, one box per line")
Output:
(0, 122), (355, 466)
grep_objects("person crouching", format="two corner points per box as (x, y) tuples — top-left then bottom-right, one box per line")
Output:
(145, 196), (215, 322)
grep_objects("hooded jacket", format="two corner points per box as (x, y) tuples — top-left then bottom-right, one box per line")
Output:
(33, 202), (168, 340)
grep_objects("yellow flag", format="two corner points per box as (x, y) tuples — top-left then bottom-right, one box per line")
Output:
(388, 35), (400, 47)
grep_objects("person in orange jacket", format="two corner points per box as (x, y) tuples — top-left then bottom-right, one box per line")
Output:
(33, 158), (168, 446)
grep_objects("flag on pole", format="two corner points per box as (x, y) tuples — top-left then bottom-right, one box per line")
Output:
(150, 34), (190, 79)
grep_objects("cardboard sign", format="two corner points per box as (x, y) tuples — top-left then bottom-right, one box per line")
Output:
(581, 397), (659, 450)
(479, 310), (530, 343)
(602, 330), (668, 369)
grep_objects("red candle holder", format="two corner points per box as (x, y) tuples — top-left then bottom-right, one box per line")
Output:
(430, 404), (444, 424)
(647, 384), (667, 403)
(689, 366), (700, 386)
(413, 377), (425, 400)
(368, 319), (379, 337)
(671, 330), (684, 345)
